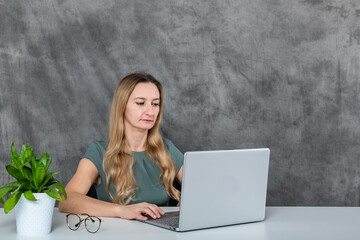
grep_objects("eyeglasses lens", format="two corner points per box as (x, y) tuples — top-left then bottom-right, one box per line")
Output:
(85, 217), (101, 233)
(67, 214), (81, 230)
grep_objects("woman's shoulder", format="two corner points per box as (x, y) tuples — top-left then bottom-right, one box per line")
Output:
(162, 138), (174, 150)
(162, 138), (182, 155)
(84, 140), (107, 159)
(88, 140), (107, 150)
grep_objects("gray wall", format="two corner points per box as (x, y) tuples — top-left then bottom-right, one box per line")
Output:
(1, 0), (360, 206)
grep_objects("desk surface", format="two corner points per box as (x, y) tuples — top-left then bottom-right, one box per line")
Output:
(0, 207), (359, 240)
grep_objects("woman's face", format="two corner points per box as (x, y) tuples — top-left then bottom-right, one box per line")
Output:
(124, 82), (161, 132)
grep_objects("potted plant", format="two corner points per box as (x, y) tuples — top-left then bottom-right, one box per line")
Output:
(0, 143), (67, 236)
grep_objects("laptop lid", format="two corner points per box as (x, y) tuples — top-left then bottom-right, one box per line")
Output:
(178, 148), (270, 231)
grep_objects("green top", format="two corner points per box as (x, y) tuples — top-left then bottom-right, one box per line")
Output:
(83, 138), (183, 206)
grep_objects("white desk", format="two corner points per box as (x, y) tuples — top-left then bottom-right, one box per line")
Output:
(0, 207), (359, 240)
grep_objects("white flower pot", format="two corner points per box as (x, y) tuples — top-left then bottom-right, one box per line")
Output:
(15, 193), (56, 236)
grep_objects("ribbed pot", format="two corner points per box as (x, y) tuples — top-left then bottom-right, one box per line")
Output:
(15, 193), (56, 236)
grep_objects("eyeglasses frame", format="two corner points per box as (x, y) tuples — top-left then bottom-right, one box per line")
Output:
(65, 213), (102, 233)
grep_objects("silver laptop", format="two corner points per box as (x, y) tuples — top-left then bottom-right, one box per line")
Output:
(141, 148), (270, 232)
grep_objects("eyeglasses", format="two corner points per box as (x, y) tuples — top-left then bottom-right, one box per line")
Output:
(66, 213), (102, 233)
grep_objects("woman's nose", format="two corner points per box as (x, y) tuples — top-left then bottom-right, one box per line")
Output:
(145, 104), (154, 115)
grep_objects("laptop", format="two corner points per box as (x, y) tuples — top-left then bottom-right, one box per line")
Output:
(140, 148), (270, 232)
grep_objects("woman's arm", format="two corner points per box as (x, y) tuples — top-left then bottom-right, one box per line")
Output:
(58, 158), (164, 220)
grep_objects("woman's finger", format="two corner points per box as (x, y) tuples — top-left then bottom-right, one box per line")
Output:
(141, 207), (157, 219)
(149, 204), (165, 217)
(139, 206), (159, 219)
(137, 212), (148, 221)
(146, 204), (164, 218)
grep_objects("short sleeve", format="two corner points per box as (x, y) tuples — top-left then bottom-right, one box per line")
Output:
(164, 139), (184, 173)
(83, 141), (106, 173)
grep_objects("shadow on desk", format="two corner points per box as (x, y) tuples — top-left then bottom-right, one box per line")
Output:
(0, 211), (16, 232)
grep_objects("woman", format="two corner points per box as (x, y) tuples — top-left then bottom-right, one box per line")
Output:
(59, 73), (183, 220)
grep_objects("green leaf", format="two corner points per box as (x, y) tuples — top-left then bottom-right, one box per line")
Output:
(22, 167), (32, 179)
(30, 157), (38, 186)
(23, 161), (31, 168)
(0, 181), (21, 189)
(24, 190), (37, 201)
(10, 154), (24, 177)
(55, 181), (67, 200)
(34, 165), (46, 190)
(31, 155), (36, 164)
(19, 144), (26, 164)
(0, 197), (4, 205)
(24, 145), (35, 165)
(5, 165), (23, 181)
(46, 157), (53, 172)
(4, 192), (21, 214)
(31, 155), (39, 171)
(24, 146), (33, 160)
(0, 182), (21, 199)
(11, 142), (18, 159)
(45, 179), (57, 187)
(38, 172), (59, 191)
(19, 180), (37, 192)
(44, 187), (62, 202)
(10, 155), (22, 170)
(12, 183), (22, 193)
(18, 179), (32, 191)
(39, 153), (49, 168)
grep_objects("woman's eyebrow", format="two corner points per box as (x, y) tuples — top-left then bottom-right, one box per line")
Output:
(133, 97), (160, 101)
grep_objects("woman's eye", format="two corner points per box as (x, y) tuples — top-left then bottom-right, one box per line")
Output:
(152, 103), (159, 106)
(136, 102), (145, 105)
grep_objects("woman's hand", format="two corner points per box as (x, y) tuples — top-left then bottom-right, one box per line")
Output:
(118, 202), (165, 220)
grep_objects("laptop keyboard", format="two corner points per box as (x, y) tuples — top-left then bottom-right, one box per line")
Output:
(146, 211), (180, 228)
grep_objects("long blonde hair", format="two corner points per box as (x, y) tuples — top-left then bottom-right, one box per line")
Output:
(103, 73), (180, 205)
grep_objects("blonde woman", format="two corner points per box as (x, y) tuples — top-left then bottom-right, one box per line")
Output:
(59, 73), (183, 220)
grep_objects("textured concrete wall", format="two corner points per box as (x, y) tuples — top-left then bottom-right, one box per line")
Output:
(1, 0), (360, 206)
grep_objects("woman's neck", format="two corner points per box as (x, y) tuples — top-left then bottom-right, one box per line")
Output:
(124, 127), (148, 152)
